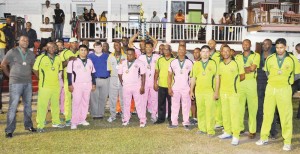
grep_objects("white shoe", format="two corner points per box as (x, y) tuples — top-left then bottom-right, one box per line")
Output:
(140, 122), (146, 128)
(255, 139), (268, 146)
(151, 117), (157, 123)
(231, 137), (239, 146)
(52, 124), (65, 128)
(122, 121), (129, 126)
(80, 121), (90, 126)
(282, 144), (291, 151)
(218, 133), (232, 139)
(71, 125), (77, 130)
(107, 117), (116, 123)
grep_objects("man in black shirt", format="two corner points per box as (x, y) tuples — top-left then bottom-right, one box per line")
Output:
(21, 22), (37, 51)
(54, 3), (65, 40)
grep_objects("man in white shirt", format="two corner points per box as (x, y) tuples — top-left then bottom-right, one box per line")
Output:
(43, 0), (54, 23)
(150, 11), (160, 37)
(40, 17), (53, 50)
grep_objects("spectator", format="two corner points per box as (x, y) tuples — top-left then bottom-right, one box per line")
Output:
(99, 11), (107, 37)
(43, 0), (54, 23)
(174, 9), (185, 23)
(150, 11), (160, 37)
(54, 3), (65, 40)
(82, 8), (90, 37)
(102, 42), (110, 54)
(40, 17), (53, 50)
(219, 12), (230, 40)
(286, 8), (295, 15)
(70, 12), (79, 38)
(236, 13), (243, 25)
(161, 12), (167, 29)
(83, 8), (90, 21)
(229, 13), (236, 25)
(89, 8), (97, 38)
(21, 22), (37, 51)
(174, 9), (185, 39)
(3, 17), (15, 50)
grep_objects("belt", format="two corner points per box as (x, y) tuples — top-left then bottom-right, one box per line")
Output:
(96, 77), (109, 79)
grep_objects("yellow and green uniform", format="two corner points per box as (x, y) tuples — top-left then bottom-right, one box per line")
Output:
(235, 51), (260, 133)
(210, 51), (223, 126)
(191, 59), (218, 135)
(60, 49), (78, 122)
(33, 53), (63, 129)
(218, 58), (244, 139)
(155, 56), (175, 88)
(260, 53), (300, 144)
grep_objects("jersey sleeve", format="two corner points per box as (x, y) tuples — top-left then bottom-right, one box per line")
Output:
(155, 58), (160, 70)
(66, 60), (74, 73)
(253, 53), (261, 69)
(191, 62), (199, 78)
(168, 61), (173, 73)
(33, 55), (42, 71)
(107, 55), (112, 71)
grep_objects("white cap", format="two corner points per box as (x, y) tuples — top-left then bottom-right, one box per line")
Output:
(69, 38), (78, 43)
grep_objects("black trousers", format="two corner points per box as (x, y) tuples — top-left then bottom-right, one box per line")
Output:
(157, 87), (172, 122)
(256, 81), (278, 136)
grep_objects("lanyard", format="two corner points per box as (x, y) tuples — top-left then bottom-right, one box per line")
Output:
(243, 53), (251, 64)
(115, 54), (121, 64)
(127, 60), (135, 70)
(47, 54), (56, 65)
(81, 58), (87, 68)
(178, 59), (185, 70)
(201, 60), (209, 71)
(146, 54), (153, 65)
(276, 53), (286, 69)
(18, 47), (28, 62)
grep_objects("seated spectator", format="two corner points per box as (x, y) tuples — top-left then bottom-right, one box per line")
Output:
(286, 8), (295, 15)
(40, 17), (53, 50)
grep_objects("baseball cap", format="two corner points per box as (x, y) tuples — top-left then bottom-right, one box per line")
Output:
(69, 38), (78, 43)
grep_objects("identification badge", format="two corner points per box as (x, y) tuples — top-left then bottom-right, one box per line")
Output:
(22, 62), (27, 66)
(202, 72), (206, 76)
(51, 67), (55, 71)
(147, 65), (151, 69)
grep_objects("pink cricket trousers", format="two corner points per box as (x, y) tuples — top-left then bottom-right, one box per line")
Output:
(71, 83), (92, 125)
(123, 85), (146, 124)
(144, 82), (158, 119)
(171, 88), (191, 126)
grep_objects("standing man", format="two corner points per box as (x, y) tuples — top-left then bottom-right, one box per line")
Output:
(256, 38), (300, 151)
(107, 41), (126, 122)
(157, 44), (164, 55)
(40, 17), (53, 50)
(256, 39), (278, 138)
(154, 44), (174, 124)
(138, 42), (160, 123)
(121, 37), (129, 54)
(2, 36), (37, 138)
(102, 42), (110, 54)
(236, 39), (260, 139)
(118, 48), (146, 127)
(150, 11), (160, 36)
(190, 45), (219, 136)
(217, 45), (245, 145)
(54, 3), (65, 40)
(208, 39), (222, 129)
(168, 45), (193, 130)
(60, 38), (78, 126)
(88, 42), (110, 119)
(33, 42), (65, 132)
(21, 22), (37, 52)
(43, 0), (54, 23)
(3, 17), (15, 50)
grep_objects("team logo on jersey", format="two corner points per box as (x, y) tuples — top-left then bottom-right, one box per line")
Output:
(134, 65), (138, 68)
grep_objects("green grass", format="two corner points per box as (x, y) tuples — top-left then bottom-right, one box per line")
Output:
(1, 101), (300, 153)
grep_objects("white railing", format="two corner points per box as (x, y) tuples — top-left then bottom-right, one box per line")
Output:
(212, 25), (243, 42)
(78, 21), (244, 43)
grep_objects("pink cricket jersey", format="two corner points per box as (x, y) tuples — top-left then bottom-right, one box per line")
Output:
(118, 59), (146, 87)
(168, 58), (193, 90)
(67, 58), (96, 84)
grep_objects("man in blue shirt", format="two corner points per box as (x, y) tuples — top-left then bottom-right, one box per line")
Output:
(88, 41), (110, 119)
(21, 22), (37, 51)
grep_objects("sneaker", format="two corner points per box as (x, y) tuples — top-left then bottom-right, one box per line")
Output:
(214, 124), (223, 129)
(107, 117), (116, 123)
(151, 117), (157, 123)
(190, 118), (198, 125)
(71, 125), (77, 129)
(140, 122), (146, 128)
(218, 133), (232, 139)
(184, 125), (191, 131)
(37, 128), (45, 133)
(65, 121), (71, 127)
(122, 121), (129, 126)
(282, 144), (291, 151)
(5, 133), (13, 138)
(79, 121), (90, 126)
(231, 137), (239, 146)
(168, 125), (178, 129)
(131, 111), (137, 115)
(255, 139), (268, 146)
(196, 131), (206, 135)
(52, 124), (65, 128)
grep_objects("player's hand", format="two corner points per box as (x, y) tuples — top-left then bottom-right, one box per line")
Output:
(154, 83), (158, 91)
(92, 85), (96, 92)
(140, 86), (145, 94)
(190, 91), (195, 100)
(168, 88), (173, 97)
(68, 85), (74, 92)
(213, 92), (219, 101)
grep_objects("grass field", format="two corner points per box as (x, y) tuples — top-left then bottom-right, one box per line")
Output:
(1, 101), (300, 154)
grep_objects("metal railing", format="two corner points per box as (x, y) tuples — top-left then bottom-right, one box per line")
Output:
(249, 2), (300, 24)
(78, 21), (244, 43)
